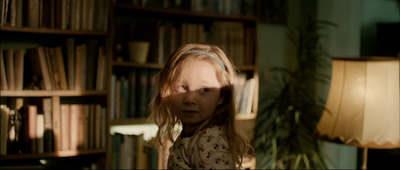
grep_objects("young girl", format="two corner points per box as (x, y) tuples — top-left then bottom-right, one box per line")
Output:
(149, 43), (252, 169)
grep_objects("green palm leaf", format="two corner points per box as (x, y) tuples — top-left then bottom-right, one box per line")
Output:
(254, 18), (336, 169)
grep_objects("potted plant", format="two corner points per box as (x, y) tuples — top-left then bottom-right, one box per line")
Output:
(254, 18), (336, 169)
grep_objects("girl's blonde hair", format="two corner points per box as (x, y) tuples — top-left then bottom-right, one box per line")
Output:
(149, 43), (252, 167)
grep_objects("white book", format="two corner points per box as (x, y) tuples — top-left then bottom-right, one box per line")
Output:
(245, 78), (256, 114)
(234, 74), (247, 112)
(239, 78), (255, 114)
(60, 104), (70, 151)
(36, 114), (44, 154)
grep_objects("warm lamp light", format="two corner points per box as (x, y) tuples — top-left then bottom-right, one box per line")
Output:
(313, 57), (400, 169)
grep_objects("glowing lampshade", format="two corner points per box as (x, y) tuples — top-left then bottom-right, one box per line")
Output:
(314, 57), (400, 149)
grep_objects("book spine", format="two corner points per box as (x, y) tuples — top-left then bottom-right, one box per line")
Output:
(43, 98), (53, 153)
(55, 46), (68, 90)
(60, 104), (70, 151)
(52, 96), (61, 151)
(69, 104), (80, 150)
(114, 78), (121, 119)
(37, 47), (53, 90)
(0, 105), (10, 154)
(25, 105), (38, 153)
(5, 49), (15, 90)
(81, 104), (89, 150)
(128, 70), (136, 118)
(27, 0), (39, 28)
(66, 38), (75, 90)
(110, 74), (116, 119)
(95, 46), (105, 91)
(36, 113), (44, 154)
(1, 48), (9, 90)
(94, 104), (102, 149)
(120, 77), (128, 119)
(14, 49), (24, 90)
(137, 70), (148, 118)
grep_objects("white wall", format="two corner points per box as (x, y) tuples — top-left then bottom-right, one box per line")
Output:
(257, 0), (300, 92)
(360, 0), (400, 55)
(317, 0), (362, 57)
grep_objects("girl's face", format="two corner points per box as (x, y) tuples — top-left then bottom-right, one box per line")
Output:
(169, 58), (224, 133)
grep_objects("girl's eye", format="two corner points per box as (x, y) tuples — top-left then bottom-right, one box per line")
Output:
(199, 88), (209, 93)
(176, 85), (187, 92)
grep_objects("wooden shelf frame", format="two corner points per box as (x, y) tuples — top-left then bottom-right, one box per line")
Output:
(112, 62), (164, 69)
(0, 26), (109, 36)
(0, 149), (107, 160)
(112, 61), (256, 71)
(1, 90), (108, 97)
(113, 3), (258, 22)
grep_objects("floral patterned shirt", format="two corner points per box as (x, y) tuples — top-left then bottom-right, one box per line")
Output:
(167, 126), (234, 169)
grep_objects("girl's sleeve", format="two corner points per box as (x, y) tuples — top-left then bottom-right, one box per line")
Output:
(192, 129), (235, 169)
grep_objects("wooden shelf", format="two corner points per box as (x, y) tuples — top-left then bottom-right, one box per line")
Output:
(0, 90), (108, 97)
(0, 149), (107, 160)
(112, 61), (163, 69)
(112, 62), (256, 71)
(0, 26), (109, 36)
(113, 3), (258, 22)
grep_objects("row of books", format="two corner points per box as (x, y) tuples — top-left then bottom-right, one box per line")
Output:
(210, 21), (256, 66)
(110, 133), (158, 169)
(116, 0), (255, 16)
(234, 75), (256, 114)
(114, 21), (255, 66)
(109, 71), (254, 120)
(59, 103), (107, 151)
(0, 98), (106, 155)
(0, 48), (24, 90)
(0, 38), (107, 91)
(0, 0), (109, 31)
(110, 69), (158, 119)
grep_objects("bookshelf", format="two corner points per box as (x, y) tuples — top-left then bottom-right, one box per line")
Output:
(0, 0), (258, 169)
(0, 0), (110, 169)
(108, 0), (258, 169)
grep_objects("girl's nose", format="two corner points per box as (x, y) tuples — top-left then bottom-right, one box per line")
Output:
(183, 91), (196, 105)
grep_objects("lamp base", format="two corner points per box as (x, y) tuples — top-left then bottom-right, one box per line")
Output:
(361, 148), (368, 170)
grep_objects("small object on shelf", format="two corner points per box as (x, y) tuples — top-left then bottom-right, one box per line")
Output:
(114, 44), (123, 62)
(7, 108), (22, 154)
(128, 41), (150, 64)
(24, 76), (44, 90)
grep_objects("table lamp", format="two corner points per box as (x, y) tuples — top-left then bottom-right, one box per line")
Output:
(313, 57), (400, 169)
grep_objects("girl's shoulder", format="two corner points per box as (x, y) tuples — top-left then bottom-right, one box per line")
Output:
(195, 125), (230, 146)
(198, 125), (225, 137)
(178, 125), (228, 147)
